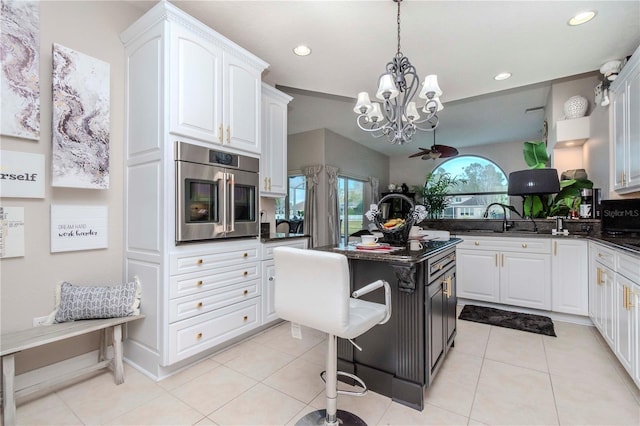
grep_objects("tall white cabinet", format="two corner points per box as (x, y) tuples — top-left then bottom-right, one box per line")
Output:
(120, 2), (268, 379)
(260, 84), (292, 197)
(610, 44), (640, 193)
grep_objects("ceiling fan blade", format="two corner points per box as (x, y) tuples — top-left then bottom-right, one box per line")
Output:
(431, 144), (459, 158)
(408, 149), (431, 158)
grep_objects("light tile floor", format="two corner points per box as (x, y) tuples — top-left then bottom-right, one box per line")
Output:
(14, 310), (640, 426)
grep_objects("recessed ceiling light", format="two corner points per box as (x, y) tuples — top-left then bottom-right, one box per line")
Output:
(293, 45), (311, 56)
(494, 72), (512, 81)
(569, 11), (596, 26)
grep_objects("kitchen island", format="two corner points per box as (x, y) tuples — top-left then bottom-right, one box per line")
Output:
(315, 238), (461, 410)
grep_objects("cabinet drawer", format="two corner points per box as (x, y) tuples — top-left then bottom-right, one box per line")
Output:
(168, 298), (261, 363)
(261, 239), (308, 260)
(428, 249), (456, 282)
(617, 252), (640, 283)
(169, 262), (260, 299)
(590, 242), (616, 269)
(458, 236), (550, 253)
(170, 246), (259, 275)
(169, 279), (260, 323)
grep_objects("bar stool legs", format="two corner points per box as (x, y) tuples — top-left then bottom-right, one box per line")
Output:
(295, 335), (367, 426)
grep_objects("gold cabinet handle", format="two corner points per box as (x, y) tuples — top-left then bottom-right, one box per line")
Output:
(628, 287), (635, 309)
(196, 259), (203, 265)
(196, 332), (203, 339)
(197, 302), (203, 308)
(522, 243), (527, 248)
(622, 172), (626, 186)
(243, 315), (248, 321)
(495, 253), (498, 267)
(554, 241), (557, 256)
(243, 271), (248, 276)
(219, 124), (223, 143)
(196, 280), (203, 287)
(443, 276), (452, 298)
(264, 177), (268, 190)
(474, 241), (479, 246)
(596, 268), (602, 285)
(226, 126), (230, 143)
(268, 177), (272, 191)
(243, 252), (248, 258)
(243, 289), (249, 295)
(598, 253), (603, 258)
(501, 254), (504, 267)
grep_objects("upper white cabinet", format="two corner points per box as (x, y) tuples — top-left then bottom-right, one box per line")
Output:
(610, 44), (640, 193)
(260, 84), (292, 198)
(125, 1), (267, 156)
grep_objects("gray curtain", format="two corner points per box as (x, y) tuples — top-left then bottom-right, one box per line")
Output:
(368, 176), (380, 204)
(326, 165), (340, 245)
(302, 165), (323, 247)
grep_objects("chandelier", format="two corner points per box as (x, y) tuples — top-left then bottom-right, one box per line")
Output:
(353, 0), (443, 145)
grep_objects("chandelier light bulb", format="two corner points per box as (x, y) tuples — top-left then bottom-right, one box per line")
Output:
(354, 92), (373, 114)
(404, 102), (420, 121)
(419, 75), (442, 99)
(368, 103), (384, 122)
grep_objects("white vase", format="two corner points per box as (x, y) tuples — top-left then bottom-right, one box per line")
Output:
(563, 96), (588, 119)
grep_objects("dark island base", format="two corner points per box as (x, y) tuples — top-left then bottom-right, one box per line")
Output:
(334, 246), (458, 411)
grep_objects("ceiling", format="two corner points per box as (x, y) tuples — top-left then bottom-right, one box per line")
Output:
(128, 0), (640, 157)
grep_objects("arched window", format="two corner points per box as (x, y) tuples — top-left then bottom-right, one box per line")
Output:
(427, 155), (510, 219)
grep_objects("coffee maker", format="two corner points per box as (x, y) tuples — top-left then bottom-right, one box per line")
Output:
(579, 188), (601, 218)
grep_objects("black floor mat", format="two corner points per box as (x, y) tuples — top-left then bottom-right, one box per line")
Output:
(458, 304), (557, 337)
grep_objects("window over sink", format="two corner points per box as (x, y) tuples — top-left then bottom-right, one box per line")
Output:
(429, 155), (510, 219)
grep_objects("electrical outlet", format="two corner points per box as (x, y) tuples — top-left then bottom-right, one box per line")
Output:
(32, 316), (48, 327)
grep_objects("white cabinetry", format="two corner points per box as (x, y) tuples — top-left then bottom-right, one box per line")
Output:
(552, 239), (588, 315)
(610, 44), (640, 193)
(589, 241), (640, 389)
(130, 1), (267, 155)
(167, 245), (261, 363)
(260, 84), (292, 197)
(260, 238), (309, 324)
(120, 2), (269, 379)
(457, 236), (551, 310)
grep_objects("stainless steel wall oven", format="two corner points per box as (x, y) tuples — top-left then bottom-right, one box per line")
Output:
(175, 142), (259, 242)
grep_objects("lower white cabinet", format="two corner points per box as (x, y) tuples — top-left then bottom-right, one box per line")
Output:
(457, 236), (551, 310)
(552, 239), (588, 315)
(260, 238), (309, 324)
(589, 241), (640, 389)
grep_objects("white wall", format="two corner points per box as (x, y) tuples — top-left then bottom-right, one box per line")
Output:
(0, 1), (144, 371)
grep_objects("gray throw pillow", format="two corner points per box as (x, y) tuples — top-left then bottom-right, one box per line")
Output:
(50, 280), (141, 323)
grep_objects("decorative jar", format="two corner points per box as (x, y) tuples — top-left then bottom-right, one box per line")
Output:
(563, 96), (588, 119)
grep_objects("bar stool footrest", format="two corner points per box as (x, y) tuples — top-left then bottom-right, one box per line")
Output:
(319, 370), (368, 397)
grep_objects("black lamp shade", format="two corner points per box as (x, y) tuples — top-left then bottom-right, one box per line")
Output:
(508, 169), (560, 195)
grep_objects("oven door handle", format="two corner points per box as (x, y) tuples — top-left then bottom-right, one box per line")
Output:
(227, 172), (235, 233)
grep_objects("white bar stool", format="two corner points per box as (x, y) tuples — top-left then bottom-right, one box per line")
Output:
(274, 247), (391, 426)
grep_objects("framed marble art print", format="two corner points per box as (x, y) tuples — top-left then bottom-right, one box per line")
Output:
(0, 0), (40, 140)
(51, 43), (110, 189)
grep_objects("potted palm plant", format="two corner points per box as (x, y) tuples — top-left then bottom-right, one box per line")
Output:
(413, 172), (465, 219)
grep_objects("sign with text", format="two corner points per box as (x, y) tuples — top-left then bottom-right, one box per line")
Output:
(0, 150), (45, 198)
(0, 206), (25, 258)
(51, 205), (108, 253)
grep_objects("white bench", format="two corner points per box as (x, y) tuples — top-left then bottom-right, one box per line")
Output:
(0, 315), (144, 426)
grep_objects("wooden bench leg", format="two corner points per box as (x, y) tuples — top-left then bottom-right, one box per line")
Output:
(2, 354), (16, 426)
(112, 325), (124, 385)
(98, 328), (108, 362)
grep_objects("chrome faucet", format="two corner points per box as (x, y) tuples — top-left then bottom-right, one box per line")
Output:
(483, 203), (522, 232)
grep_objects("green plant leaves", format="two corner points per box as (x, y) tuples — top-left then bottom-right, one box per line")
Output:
(523, 141), (549, 169)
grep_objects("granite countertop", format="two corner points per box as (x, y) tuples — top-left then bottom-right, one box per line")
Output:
(260, 233), (309, 243)
(315, 238), (462, 264)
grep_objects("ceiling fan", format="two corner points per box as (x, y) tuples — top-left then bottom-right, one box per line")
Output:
(408, 129), (458, 160)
